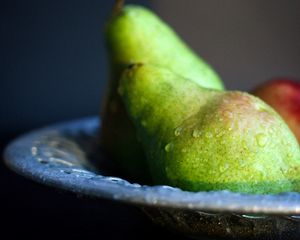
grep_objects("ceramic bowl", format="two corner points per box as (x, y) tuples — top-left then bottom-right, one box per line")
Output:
(5, 116), (300, 239)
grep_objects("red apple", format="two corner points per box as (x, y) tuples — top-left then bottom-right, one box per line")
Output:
(252, 78), (300, 144)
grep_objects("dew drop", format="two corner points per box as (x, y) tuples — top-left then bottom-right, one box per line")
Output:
(165, 143), (173, 152)
(256, 133), (268, 147)
(286, 142), (292, 147)
(31, 147), (37, 156)
(223, 110), (233, 119)
(63, 170), (72, 174)
(219, 164), (229, 173)
(216, 130), (224, 138)
(242, 140), (248, 150)
(205, 132), (213, 138)
(49, 157), (74, 166)
(192, 129), (201, 138)
(268, 127), (275, 134)
(141, 120), (147, 127)
(254, 102), (266, 112)
(37, 158), (48, 164)
(239, 160), (246, 167)
(174, 127), (182, 136)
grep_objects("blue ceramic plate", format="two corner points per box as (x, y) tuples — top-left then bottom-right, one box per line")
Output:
(4, 116), (300, 239)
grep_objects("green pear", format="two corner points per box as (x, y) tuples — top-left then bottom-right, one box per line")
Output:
(100, 1), (224, 182)
(106, 3), (223, 89)
(118, 64), (300, 194)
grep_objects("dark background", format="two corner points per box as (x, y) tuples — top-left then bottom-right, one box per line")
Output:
(1, 0), (176, 239)
(156, 0), (300, 91)
(1, 0), (300, 239)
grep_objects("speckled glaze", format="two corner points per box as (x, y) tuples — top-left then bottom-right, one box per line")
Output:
(4, 116), (300, 239)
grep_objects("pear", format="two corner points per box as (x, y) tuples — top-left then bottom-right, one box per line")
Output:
(100, 1), (224, 182)
(118, 64), (300, 194)
(106, 2), (223, 89)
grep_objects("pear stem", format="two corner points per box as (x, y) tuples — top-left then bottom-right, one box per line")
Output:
(113, 0), (124, 16)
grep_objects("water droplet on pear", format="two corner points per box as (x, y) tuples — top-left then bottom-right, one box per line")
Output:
(256, 133), (268, 147)
(174, 127), (182, 136)
(192, 129), (201, 138)
(165, 143), (173, 152)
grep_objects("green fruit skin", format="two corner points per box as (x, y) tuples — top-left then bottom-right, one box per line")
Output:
(101, 5), (224, 182)
(119, 64), (300, 194)
(106, 5), (224, 89)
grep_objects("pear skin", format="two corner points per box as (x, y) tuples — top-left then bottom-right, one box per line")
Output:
(119, 64), (300, 194)
(101, 4), (224, 182)
(106, 5), (223, 89)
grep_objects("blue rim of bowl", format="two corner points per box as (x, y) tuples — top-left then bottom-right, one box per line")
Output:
(4, 116), (300, 215)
